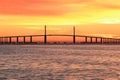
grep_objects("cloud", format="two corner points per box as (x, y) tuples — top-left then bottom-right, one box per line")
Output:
(1, 0), (120, 16)
(1, 0), (120, 25)
(0, 0), (66, 16)
(93, 0), (120, 9)
(0, 0), (91, 16)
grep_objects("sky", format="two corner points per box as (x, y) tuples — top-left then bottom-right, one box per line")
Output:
(0, 0), (120, 38)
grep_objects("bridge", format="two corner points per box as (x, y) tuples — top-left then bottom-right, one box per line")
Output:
(0, 25), (120, 45)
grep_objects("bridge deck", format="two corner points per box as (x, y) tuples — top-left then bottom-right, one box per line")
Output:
(0, 26), (120, 44)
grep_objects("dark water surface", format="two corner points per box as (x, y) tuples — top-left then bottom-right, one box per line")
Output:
(0, 45), (120, 80)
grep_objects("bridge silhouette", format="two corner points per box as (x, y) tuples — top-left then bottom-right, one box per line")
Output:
(0, 25), (120, 45)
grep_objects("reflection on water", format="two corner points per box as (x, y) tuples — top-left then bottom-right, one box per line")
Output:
(0, 45), (120, 80)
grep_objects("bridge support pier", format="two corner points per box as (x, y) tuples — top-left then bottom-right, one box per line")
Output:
(73, 26), (76, 44)
(109, 39), (111, 44)
(106, 39), (108, 44)
(95, 37), (98, 43)
(16, 37), (19, 44)
(85, 37), (87, 43)
(0, 38), (2, 44)
(4, 37), (8, 44)
(0, 37), (2, 44)
(105, 38), (107, 44)
(113, 39), (115, 44)
(100, 38), (103, 44)
(30, 36), (32, 43)
(9, 37), (12, 44)
(118, 40), (120, 44)
(116, 39), (118, 44)
(1, 37), (3, 44)
(44, 25), (47, 44)
(90, 37), (93, 44)
(23, 36), (26, 44)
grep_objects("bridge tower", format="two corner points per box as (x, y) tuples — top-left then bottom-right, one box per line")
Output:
(73, 26), (76, 44)
(44, 25), (47, 44)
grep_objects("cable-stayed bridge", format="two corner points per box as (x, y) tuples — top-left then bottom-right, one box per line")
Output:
(0, 26), (120, 45)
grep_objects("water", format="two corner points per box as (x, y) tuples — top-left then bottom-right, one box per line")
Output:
(0, 45), (120, 80)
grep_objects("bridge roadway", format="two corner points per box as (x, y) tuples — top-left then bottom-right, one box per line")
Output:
(0, 34), (120, 44)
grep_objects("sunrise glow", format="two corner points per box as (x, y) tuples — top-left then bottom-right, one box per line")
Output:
(0, 0), (120, 38)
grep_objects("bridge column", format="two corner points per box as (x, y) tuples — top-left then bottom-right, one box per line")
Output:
(110, 39), (112, 44)
(2, 37), (4, 44)
(109, 38), (112, 44)
(103, 38), (106, 44)
(109, 39), (111, 44)
(117, 39), (119, 44)
(6, 37), (9, 44)
(44, 25), (47, 44)
(85, 37), (87, 43)
(0, 38), (1, 44)
(106, 38), (108, 43)
(3, 37), (5, 44)
(4, 37), (7, 44)
(104, 38), (106, 43)
(109, 38), (111, 44)
(1, 37), (3, 44)
(116, 39), (118, 44)
(23, 36), (26, 44)
(113, 39), (115, 44)
(0, 38), (2, 44)
(95, 37), (98, 43)
(0, 37), (3, 44)
(119, 39), (120, 44)
(107, 39), (109, 44)
(9, 37), (12, 44)
(100, 38), (103, 44)
(4, 37), (6, 44)
(30, 36), (32, 43)
(102, 38), (104, 43)
(108, 38), (110, 44)
(16, 37), (19, 44)
(112, 39), (114, 43)
(110, 39), (113, 44)
(106, 38), (108, 44)
(114, 39), (116, 44)
(90, 37), (93, 44)
(110, 39), (111, 43)
(7, 37), (9, 44)
(73, 26), (76, 44)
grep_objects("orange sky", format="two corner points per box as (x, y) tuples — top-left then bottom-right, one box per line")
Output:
(0, 0), (120, 38)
